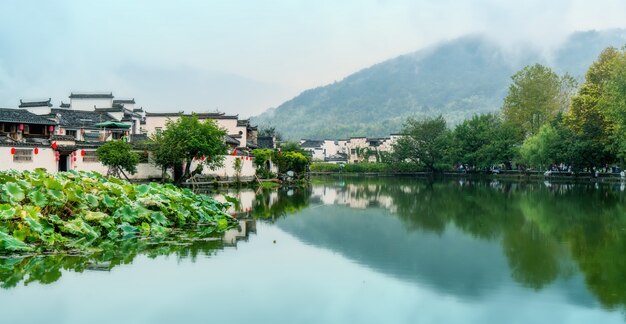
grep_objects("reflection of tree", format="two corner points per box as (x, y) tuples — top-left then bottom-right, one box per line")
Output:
(299, 177), (626, 310)
(0, 224), (253, 289)
(251, 187), (311, 221)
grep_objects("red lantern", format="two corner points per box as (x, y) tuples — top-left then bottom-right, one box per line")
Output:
(34, 148), (39, 155)
(48, 125), (54, 132)
(51, 142), (58, 150)
(18, 124), (24, 131)
(201, 155), (205, 161)
(73, 157), (77, 162)
(55, 157), (59, 161)
(80, 149), (85, 156)
(10, 147), (16, 155)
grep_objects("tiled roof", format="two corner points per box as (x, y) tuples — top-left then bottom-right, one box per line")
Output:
(131, 134), (150, 142)
(301, 139), (324, 148)
(19, 98), (52, 108)
(69, 92), (114, 99)
(225, 135), (240, 145)
(46, 108), (117, 129)
(59, 102), (70, 108)
(257, 136), (274, 149)
(113, 98), (135, 104)
(0, 108), (56, 125)
(145, 112), (239, 119)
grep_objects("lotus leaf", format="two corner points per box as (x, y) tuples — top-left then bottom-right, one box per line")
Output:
(4, 183), (25, 203)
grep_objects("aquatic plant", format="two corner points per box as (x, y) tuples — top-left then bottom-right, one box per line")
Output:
(0, 169), (236, 254)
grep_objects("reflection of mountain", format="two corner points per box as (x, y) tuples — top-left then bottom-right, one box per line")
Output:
(270, 178), (626, 310)
(276, 204), (594, 307)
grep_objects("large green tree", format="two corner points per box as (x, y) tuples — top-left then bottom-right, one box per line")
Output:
(392, 115), (452, 172)
(596, 48), (626, 161)
(451, 113), (517, 170)
(151, 115), (228, 184)
(566, 47), (623, 167)
(502, 64), (572, 139)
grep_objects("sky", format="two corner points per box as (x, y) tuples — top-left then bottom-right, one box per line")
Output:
(0, 0), (625, 117)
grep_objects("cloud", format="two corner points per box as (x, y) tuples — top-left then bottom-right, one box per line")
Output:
(0, 0), (624, 115)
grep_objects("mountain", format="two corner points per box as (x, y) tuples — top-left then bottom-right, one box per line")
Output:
(252, 29), (626, 140)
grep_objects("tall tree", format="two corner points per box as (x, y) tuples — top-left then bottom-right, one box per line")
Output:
(502, 64), (567, 139)
(566, 47), (623, 166)
(392, 115), (452, 172)
(151, 115), (228, 184)
(596, 48), (626, 161)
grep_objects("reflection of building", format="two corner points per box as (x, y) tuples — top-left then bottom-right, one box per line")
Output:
(222, 219), (257, 246)
(310, 183), (399, 212)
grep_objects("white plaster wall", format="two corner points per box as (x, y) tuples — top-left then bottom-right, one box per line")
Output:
(199, 156), (255, 179)
(143, 116), (171, 136)
(214, 119), (246, 145)
(322, 140), (338, 158)
(19, 106), (51, 115)
(70, 98), (113, 111)
(0, 147), (57, 172)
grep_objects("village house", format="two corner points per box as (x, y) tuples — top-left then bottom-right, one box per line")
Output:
(0, 92), (258, 180)
(299, 135), (400, 164)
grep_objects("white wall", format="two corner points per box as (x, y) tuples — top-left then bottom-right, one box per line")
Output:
(70, 98), (113, 111)
(198, 156), (256, 179)
(0, 146), (57, 172)
(19, 106), (51, 115)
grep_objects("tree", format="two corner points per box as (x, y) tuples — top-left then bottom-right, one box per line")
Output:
(502, 64), (569, 139)
(451, 113), (517, 170)
(566, 47), (623, 167)
(96, 140), (139, 178)
(273, 151), (309, 176)
(596, 48), (626, 162)
(392, 115), (452, 172)
(151, 115), (228, 184)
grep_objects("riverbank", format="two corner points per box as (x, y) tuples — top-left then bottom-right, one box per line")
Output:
(309, 170), (626, 182)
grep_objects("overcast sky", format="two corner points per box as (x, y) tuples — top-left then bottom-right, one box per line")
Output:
(0, 0), (625, 117)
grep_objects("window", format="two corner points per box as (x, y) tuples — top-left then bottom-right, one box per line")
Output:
(82, 150), (99, 163)
(155, 127), (162, 135)
(66, 130), (77, 138)
(13, 149), (32, 162)
(351, 149), (356, 154)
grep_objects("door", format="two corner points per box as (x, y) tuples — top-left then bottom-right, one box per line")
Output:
(59, 154), (68, 172)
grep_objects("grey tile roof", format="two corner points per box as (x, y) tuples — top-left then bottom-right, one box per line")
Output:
(59, 102), (70, 108)
(301, 139), (324, 148)
(225, 135), (240, 145)
(69, 92), (114, 99)
(113, 98), (135, 104)
(46, 108), (117, 129)
(19, 98), (52, 108)
(0, 108), (56, 125)
(257, 136), (274, 149)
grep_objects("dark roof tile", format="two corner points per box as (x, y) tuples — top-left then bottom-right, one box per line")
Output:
(0, 108), (56, 125)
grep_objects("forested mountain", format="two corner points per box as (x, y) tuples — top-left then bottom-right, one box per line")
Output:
(252, 29), (626, 139)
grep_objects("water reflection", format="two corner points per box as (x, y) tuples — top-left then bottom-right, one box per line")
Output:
(224, 177), (626, 311)
(0, 221), (256, 289)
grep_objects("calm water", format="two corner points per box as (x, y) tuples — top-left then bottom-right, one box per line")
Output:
(1, 176), (626, 323)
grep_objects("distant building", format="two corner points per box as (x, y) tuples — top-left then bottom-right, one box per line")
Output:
(299, 134), (402, 164)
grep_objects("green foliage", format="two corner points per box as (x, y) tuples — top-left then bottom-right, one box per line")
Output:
(151, 114), (228, 183)
(274, 151), (310, 175)
(391, 115), (452, 172)
(96, 140), (140, 175)
(450, 113), (517, 170)
(501, 64), (568, 138)
(597, 49), (626, 161)
(0, 170), (236, 254)
(233, 157), (243, 183)
(252, 148), (274, 179)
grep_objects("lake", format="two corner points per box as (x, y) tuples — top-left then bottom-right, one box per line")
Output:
(1, 176), (625, 323)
